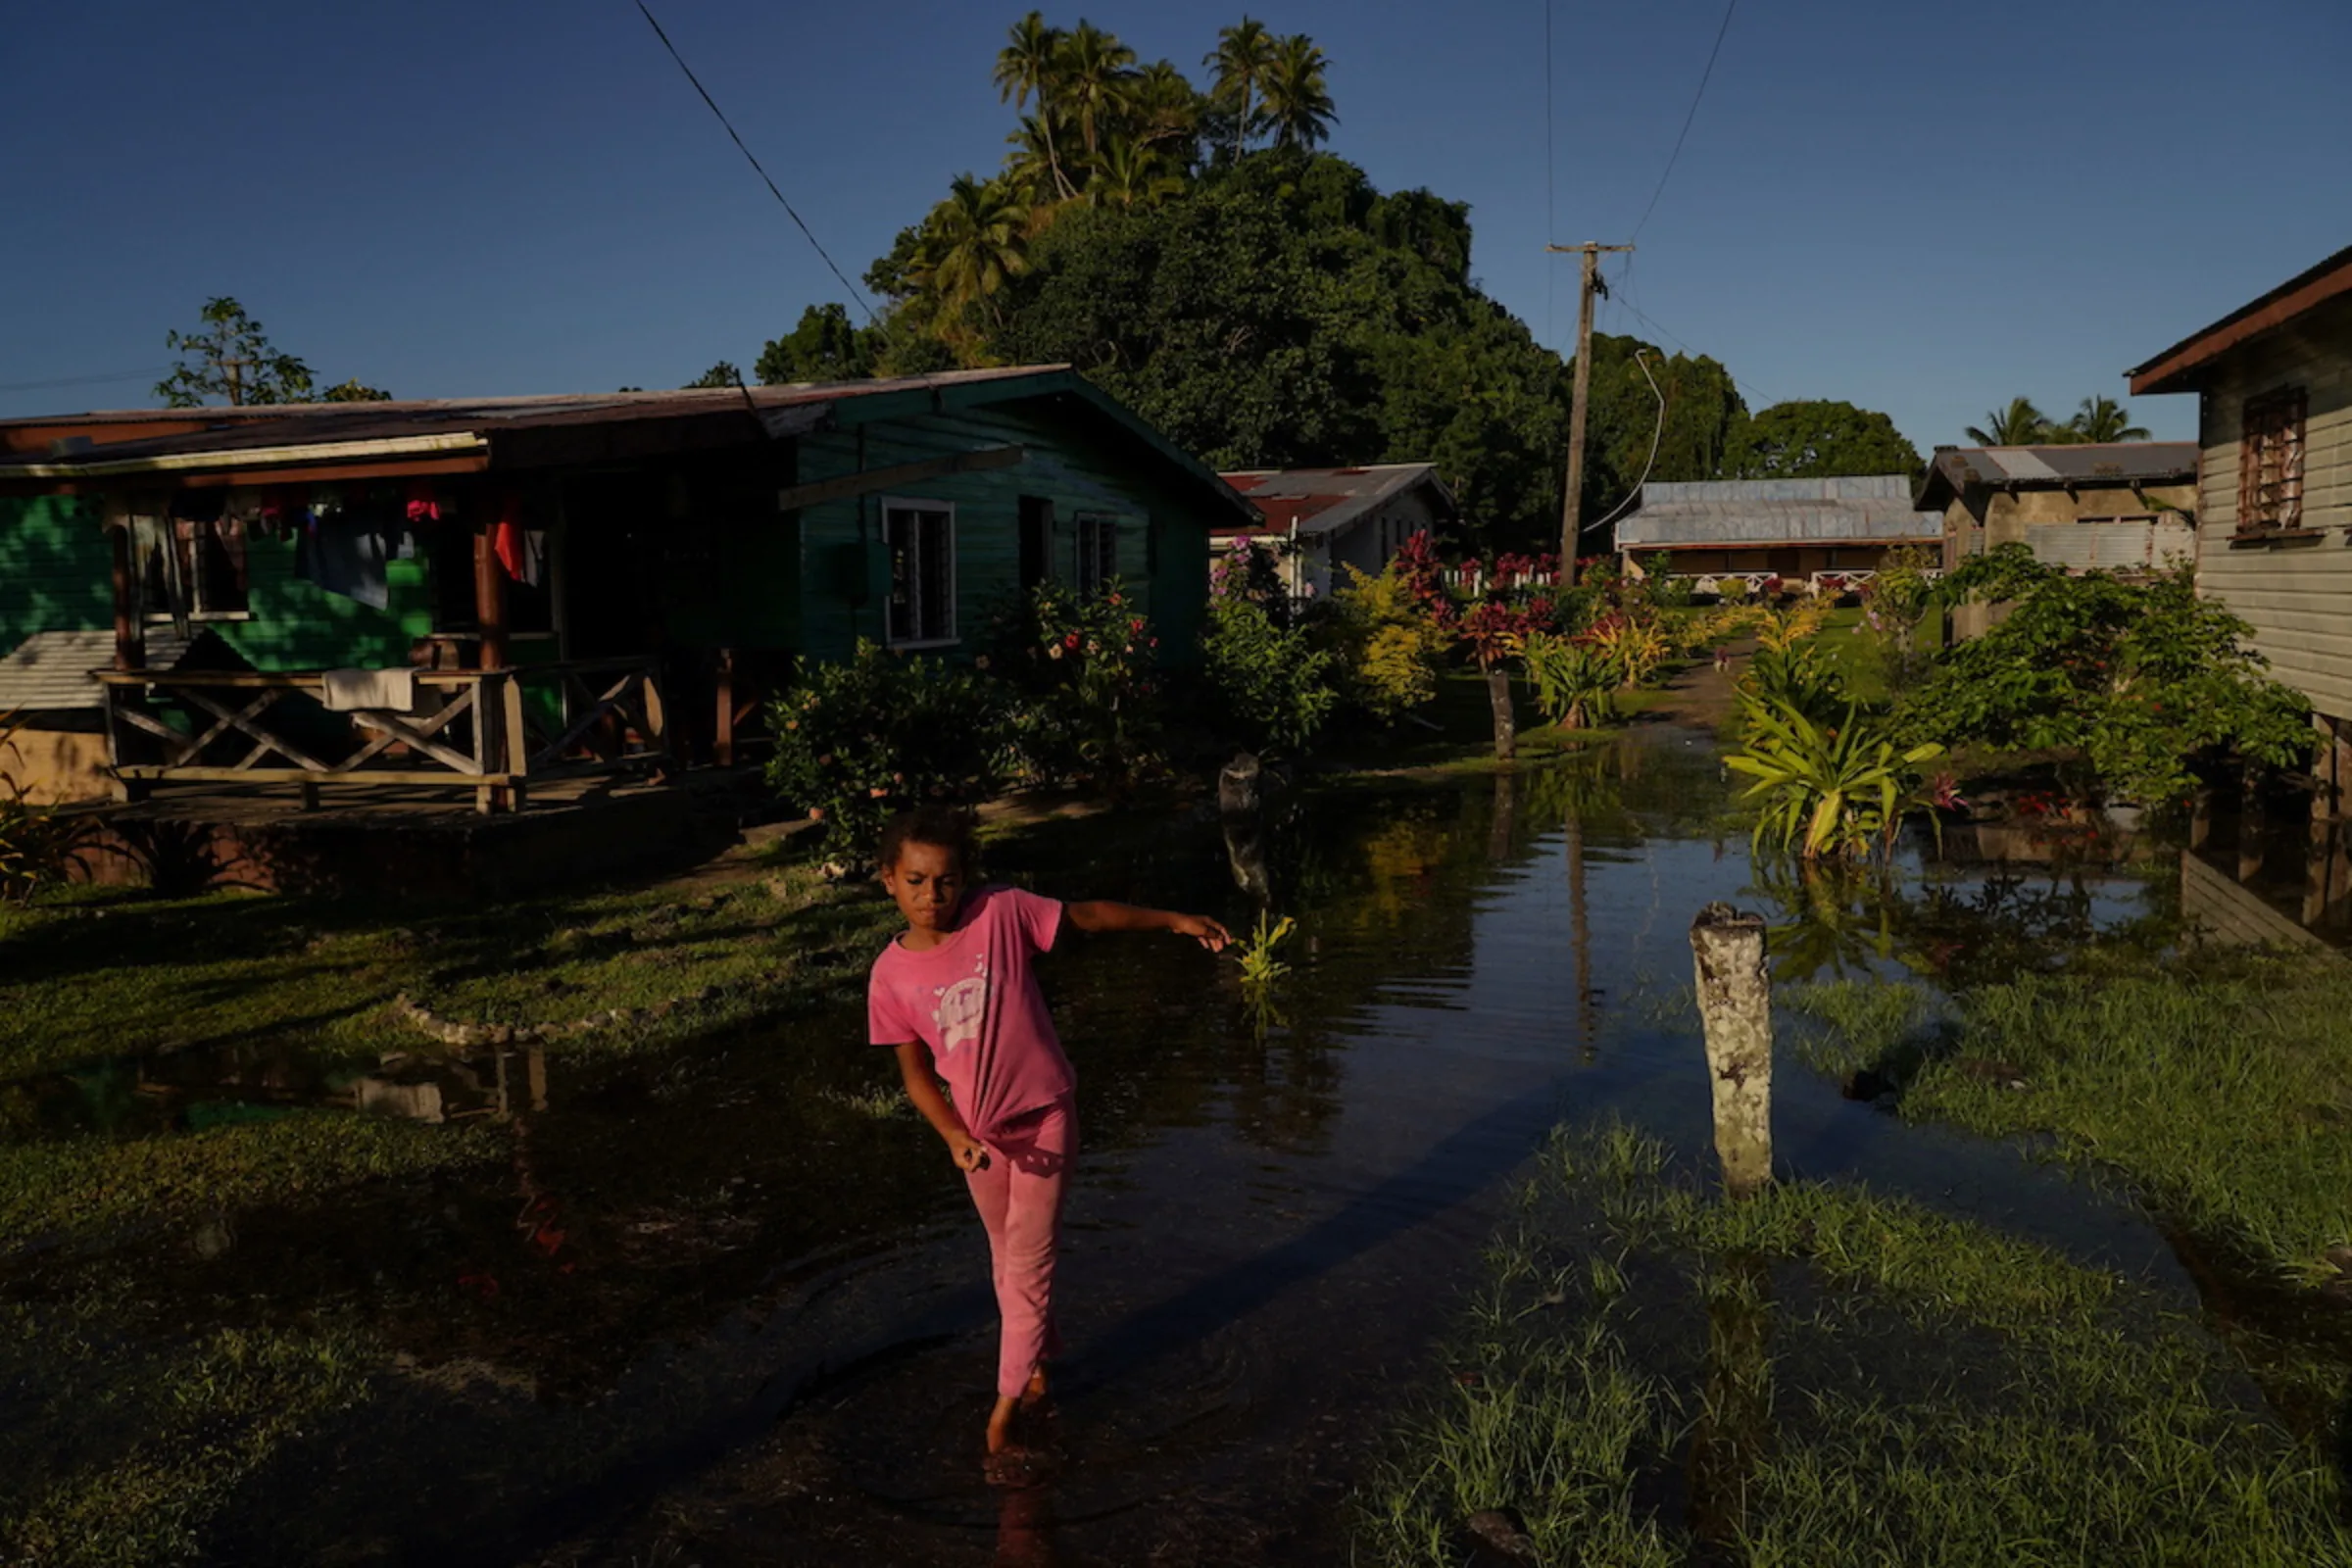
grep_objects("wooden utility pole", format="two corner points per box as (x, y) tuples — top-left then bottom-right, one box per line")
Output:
(1547, 243), (1634, 579)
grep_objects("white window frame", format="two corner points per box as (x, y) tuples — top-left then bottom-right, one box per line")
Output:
(1075, 511), (1122, 596)
(140, 514), (253, 623)
(881, 496), (958, 649)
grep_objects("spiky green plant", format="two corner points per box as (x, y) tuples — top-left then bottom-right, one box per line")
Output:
(1723, 696), (1941, 861)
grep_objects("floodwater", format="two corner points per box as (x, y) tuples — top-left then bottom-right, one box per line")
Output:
(3, 728), (2200, 1566)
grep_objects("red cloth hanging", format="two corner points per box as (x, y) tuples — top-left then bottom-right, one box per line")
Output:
(492, 494), (526, 581)
(405, 480), (442, 526)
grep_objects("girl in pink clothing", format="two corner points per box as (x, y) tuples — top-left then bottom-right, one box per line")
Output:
(867, 807), (1229, 1474)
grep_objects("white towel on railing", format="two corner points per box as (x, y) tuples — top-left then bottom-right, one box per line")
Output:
(321, 667), (416, 712)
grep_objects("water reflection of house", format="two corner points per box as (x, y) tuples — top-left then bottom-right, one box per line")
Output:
(1211, 463), (1455, 598)
(0, 368), (1251, 886)
(1612, 475), (1941, 593)
(2128, 242), (2352, 819)
(1915, 442), (2199, 639)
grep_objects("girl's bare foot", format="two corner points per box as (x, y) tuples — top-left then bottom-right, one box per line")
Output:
(1018, 1364), (1051, 1412)
(986, 1394), (1020, 1454)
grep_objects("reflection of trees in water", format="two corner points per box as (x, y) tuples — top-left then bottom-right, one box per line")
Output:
(1746, 857), (2167, 987)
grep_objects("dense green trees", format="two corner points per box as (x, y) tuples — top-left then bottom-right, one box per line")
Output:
(709, 15), (1917, 549)
(1732, 400), (1923, 480)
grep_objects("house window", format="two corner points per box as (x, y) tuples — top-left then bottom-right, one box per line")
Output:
(2238, 386), (2307, 534)
(884, 500), (956, 646)
(140, 512), (249, 619)
(1076, 514), (1118, 595)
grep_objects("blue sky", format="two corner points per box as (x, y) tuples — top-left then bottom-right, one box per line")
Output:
(4, 0), (2347, 449)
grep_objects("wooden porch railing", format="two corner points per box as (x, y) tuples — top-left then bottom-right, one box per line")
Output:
(94, 658), (668, 814)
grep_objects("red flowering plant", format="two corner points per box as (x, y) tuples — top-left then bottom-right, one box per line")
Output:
(983, 577), (1164, 788)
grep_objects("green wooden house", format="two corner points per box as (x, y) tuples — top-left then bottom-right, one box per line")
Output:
(0, 367), (1252, 804)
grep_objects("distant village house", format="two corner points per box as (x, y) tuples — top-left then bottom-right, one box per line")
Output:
(1612, 475), (1941, 594)
(1212, 462), (1455, 598)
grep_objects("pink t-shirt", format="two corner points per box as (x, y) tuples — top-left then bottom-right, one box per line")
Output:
(867, 884), (1075, 1140)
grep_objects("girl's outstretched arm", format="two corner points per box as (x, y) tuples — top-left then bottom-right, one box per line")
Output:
(1065, 901), (1232, 952)
(892, 1040), (990, 1171)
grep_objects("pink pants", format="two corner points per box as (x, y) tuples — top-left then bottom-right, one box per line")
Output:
(966, 1096), (1076, 1399)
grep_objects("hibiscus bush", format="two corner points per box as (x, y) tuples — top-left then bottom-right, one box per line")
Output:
(765, 641), (1012, 855)
(985, 578), (1164, 788)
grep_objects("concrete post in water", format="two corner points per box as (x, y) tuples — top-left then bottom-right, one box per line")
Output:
(1220, 752), (1270, 903)
(1690, 902), (1772, 1198)
(1218, 752), (1262, 818)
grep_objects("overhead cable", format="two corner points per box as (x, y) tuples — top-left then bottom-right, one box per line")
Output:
(1626, 0), (1740, 243)
(631, 0), (879, 323)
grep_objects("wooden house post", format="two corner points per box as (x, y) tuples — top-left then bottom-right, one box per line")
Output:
(109, 516), (142, 671)
(473, 522), (510, 672)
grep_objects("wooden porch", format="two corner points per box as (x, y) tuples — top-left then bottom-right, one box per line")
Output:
(95, 657), (668, 814)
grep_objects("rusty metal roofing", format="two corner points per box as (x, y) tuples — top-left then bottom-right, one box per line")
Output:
(1212, 462), (1451, 538)
(1615, 474), (1940, 551)
(0, 367), (1067, 466)
(0, 365), (1259, 527)
(1915, 442), (2198, 512)
(0, 626), (205, 713)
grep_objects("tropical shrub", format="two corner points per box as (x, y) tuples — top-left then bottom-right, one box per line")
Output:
(1902, 551), (2314, 802)
(1726, 695), (1944, 861)
(1329, 561), (1448, 724)
(1201, 595), (1341, 757)
(1860, 543), (1939, 683)
(1741, 639), (1848, 723)
(985, 578), (1163, 787)
(0, 720), (87, 903)
(765, 641), (1012, 854)
(1583, 612), (1672, 690)
(1518, 632), (1618, 729)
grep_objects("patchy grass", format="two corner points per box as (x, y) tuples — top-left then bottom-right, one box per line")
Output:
(1357, 1121), (2352, 1567)
(0, 858), (900, 1258)
(0, 860), (894, 1083)
(0, 1299), (375, 1567)
(1788, 958), (2352, 1287)
(0, 1112), (505, 1254)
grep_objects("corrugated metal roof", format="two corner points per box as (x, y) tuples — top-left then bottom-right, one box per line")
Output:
(1916, 442), (2197, 512)
(0, 367), (1066, 468)
(1211, 462), (1449, 538)
(0, 627), (205, 713)
(1616, 473), (1939, 550)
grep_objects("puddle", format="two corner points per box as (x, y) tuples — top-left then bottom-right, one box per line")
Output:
(0, 729), (2205, 1565)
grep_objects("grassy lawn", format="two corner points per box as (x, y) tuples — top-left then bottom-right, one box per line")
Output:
(1359, 1121), (2352, 1567)
(1788, 955), (2352, 1290)
(0, 857), (899, 1256)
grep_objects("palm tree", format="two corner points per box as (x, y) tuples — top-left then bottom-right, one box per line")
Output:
(1055, 22), (1139, 171)
(2063, 395), (2152, 444)
(994, 12), (1075, 201)
(1965, 397), (2055, 447)
(1258, 34), (1337, 151)
(914, 173), (1031, 338)
(1128, 59), (1203, 156)
(1204, 18), (1278, 161)
(1089, 138), (1184, 210)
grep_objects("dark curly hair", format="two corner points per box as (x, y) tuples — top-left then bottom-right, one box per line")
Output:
(876, 805), (977, 877)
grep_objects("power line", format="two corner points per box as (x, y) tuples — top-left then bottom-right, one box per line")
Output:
(631, 0), (878, 323)
(0, 367), (172, 395)
(1626, 0), (1740, 244)
(1612, 295), (1780, 410)
(1544, 0), (1556, 349)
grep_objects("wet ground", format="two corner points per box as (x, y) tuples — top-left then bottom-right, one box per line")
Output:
(2, 728), (2205, 1566)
